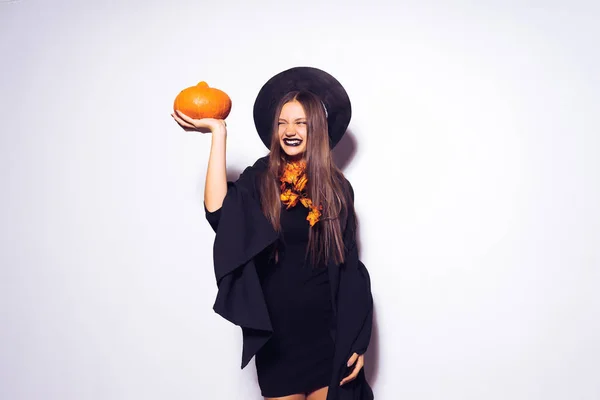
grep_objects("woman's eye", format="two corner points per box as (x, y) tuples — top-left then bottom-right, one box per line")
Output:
(297, 122), (306, 125)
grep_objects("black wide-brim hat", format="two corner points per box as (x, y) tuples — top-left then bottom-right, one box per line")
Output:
(253, 66), (351, 149)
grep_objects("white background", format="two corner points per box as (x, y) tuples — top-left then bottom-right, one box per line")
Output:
(1, 0), (599, 399)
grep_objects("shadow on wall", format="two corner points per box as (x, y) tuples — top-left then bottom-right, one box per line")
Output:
(227, 167), (243, 183)
(332, 128), (358, 171)
(365, 306), (380, 390)
(333, 129), (380, 390)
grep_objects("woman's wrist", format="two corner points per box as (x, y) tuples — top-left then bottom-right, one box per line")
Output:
(211, 127), (227, 141)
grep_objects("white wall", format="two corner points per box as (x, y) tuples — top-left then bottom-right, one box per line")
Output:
(1, 0), (599, 399)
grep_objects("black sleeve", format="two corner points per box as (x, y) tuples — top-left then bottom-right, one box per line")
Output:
(207, 157), (277, 369)
(205, 205), (222, 232)
(204, 182), (234, 233)
(344, 179), (374, 356)
(351, 258), (373, 355)
(204, 163), (261, 233)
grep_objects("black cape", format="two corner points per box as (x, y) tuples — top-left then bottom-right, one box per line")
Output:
(205, 156), (374, 400)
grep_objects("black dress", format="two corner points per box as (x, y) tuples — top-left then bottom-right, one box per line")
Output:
(254, 204), (335, 397)
(205, 155), (374, 399)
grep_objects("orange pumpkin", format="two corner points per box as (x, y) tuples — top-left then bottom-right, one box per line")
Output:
(173, 81), (232, 120)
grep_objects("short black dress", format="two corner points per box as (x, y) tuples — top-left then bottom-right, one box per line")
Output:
(254, 203), (335, 397)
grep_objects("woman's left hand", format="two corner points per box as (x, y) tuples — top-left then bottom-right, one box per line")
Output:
(340, 353), (364, 386)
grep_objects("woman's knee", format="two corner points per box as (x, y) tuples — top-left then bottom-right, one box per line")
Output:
(306, 386), (328, 400)
(265, 394), (305, 400)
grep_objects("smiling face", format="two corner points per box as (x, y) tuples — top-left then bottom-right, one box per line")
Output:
(278, 100), (308, 159)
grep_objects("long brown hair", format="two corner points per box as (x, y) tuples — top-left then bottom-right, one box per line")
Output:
(259, 91), (353, 266)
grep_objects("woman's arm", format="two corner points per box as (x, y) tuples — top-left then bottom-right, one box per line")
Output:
(204, 128), (228, 212)
(171, 110), (228, 212)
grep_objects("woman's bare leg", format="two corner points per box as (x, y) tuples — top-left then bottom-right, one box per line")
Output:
(306, 386), (328, 400)
(265, 394), (305, 400)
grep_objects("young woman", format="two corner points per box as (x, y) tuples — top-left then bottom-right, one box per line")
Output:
(172, 67), (374, 400)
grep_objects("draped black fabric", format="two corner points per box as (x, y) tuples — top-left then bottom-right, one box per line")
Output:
(205, 156), (374, 399)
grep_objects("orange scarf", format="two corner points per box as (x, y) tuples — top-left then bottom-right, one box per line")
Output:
(279, 160), (322, 226)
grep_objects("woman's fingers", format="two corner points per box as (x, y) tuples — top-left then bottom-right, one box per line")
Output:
(346, 353), (359, 367)
(174, 110), (198, 126)
(171, 112), (196, 129)
(340, 354), (364, 386)
(172, 111), (226, 134)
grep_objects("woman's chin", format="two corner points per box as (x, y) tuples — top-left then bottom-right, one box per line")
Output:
(282, 147), (305, 159)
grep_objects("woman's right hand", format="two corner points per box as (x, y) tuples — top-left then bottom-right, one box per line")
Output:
(171, 110), (227, 135)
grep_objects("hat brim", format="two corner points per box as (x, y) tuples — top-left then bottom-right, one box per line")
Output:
(253, 66), (351, 149)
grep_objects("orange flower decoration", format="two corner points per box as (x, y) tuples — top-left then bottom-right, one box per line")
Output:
(280, 160), (305, 186)
(279, 161), (322, 226)
(299, 196), (312, 209)
(296, 174), (308, 192)
(280, 188), (300, 208)
(307, 205), (322, 227)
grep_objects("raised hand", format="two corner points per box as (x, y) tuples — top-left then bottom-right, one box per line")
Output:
(171, 110), (227, 135)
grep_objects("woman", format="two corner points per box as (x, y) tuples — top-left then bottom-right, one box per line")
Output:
(172, 67), (374, 400)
